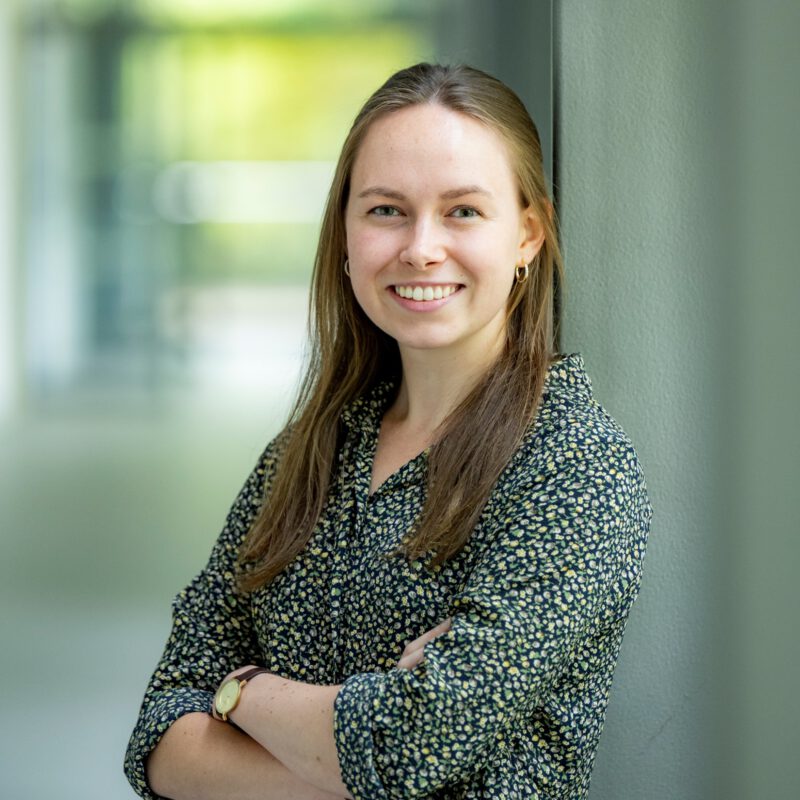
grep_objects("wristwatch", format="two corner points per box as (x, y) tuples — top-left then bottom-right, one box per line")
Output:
(212, 667), (270, 722)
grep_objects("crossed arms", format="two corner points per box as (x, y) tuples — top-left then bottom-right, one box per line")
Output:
(145, 621), (450, 800)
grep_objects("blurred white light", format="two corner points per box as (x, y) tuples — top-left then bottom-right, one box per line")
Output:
(159, 284), (308, 400)
(152, 160), (335, 224)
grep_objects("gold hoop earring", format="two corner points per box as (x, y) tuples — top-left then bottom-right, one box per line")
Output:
(515, 263), (529, 283)
(344, 259), (350, 277)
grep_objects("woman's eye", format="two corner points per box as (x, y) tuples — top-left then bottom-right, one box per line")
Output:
(369, 205), (401, 217)
(450, 206), (480, 219)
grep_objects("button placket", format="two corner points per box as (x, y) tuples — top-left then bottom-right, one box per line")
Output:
(329, 426), (375, 679)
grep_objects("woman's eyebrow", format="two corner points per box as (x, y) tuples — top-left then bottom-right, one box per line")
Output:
(439, 185), (492, 200)
(356, 185), (492, 201)
(356, 186), (406, 201)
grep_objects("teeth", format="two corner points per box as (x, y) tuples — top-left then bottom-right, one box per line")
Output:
(394, 285), (459, 301)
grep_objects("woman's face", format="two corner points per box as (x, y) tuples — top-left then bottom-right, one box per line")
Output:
(344, 102), (543, 364)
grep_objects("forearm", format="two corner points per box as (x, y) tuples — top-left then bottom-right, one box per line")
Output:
(229, 674), (353, 799)
(223, 623), (450, 799)
(146, 712), (348, 800)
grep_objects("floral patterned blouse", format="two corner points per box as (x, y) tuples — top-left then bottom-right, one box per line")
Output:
(124, 353), (652, 800)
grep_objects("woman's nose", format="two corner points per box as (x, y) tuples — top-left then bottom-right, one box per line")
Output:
(399, 218), (447, 269)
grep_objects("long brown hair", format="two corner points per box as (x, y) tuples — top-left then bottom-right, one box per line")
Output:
(237, 63), (565, 592)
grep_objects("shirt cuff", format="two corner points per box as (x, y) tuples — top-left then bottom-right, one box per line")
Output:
(333, 671), (393, 800)
(124, 687), (214, 800)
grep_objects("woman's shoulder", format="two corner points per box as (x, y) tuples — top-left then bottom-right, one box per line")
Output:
(259, 424), (294, 466)
(504, 353), (648, 492)
(230, 426), (294, 517)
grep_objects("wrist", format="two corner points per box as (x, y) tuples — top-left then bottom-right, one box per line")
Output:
(211, 666), (271, 722)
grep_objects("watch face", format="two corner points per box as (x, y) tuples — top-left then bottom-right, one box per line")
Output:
(216, 679), (241, 714)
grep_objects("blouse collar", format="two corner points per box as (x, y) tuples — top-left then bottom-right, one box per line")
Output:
(339, 379), (397, 434)
(542, 352), (594, 402)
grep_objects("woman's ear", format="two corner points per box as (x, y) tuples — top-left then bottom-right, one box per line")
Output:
(519, 204), (547, 263)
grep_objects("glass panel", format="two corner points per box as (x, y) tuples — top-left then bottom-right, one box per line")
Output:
(22, 1), (434, 404)
(3, 7), (553, 799)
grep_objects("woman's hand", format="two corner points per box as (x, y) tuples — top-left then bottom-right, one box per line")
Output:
(396, 618), (452, 670)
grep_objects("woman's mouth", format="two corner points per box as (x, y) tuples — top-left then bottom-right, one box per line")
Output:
(392, 284), (462, 302)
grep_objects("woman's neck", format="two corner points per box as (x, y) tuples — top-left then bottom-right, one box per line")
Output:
(386, 338), (504, 438)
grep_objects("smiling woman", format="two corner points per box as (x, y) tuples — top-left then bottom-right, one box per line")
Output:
(345, 103), (544, 363)
(124, 63), (653, 800)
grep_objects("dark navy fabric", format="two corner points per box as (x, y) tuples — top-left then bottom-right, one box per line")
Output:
(125, 353), (652, 799)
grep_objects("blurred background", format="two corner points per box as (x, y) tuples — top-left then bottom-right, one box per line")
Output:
(0, 1), (797, 799)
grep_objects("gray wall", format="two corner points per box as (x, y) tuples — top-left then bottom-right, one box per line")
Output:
(556, 2), (799, 799)
(434, 0), (553, 188)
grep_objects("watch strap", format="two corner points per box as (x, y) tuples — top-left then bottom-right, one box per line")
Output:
(236, 666), (270, 684)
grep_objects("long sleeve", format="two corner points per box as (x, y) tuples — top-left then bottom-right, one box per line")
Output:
(123, 438), (283, 800)
(332, 422), (652, 800)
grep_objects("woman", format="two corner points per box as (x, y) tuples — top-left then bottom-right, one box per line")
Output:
(125, 63), (652, 800)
